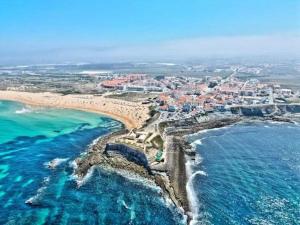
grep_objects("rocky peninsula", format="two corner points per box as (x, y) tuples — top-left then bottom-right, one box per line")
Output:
(2, 91), (299, 224)
(74, 108), (300, 224)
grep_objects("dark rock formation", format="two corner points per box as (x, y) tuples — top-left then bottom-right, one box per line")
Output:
(104, 143), (152, 174)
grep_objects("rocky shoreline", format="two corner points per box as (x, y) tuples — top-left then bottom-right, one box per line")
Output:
(75, 129), (152, 180)
(74, 113), (299, 224)
(74, 116), (243, 222)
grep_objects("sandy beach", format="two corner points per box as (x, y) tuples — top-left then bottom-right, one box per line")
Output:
(0, 91), (150, 129)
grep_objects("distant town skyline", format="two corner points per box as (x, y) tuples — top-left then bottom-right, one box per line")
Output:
(0, 0), (300, 64)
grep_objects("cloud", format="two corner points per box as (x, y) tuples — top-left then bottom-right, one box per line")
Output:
(0, 34), (299, 64)
(105, 34), (300, 61)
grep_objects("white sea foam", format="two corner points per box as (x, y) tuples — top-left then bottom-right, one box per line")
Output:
(69, 160), (79, 180)
(121, 200), (131, 209)
(43, 176), (50, 184)
(15, 107), (32, 114)
(70, 163), (158, 190)
(44, 158), (69, 169)
(25, 176), (50, 205)
(90, 137), (101, 146)
(119, 199), (137, 223)
(85, 136), (102, 152)
(186, 155), (208, 225)
(267, 121), (286, 125)
(100, 166), (159, 191)
(195, 155), (203, 165)
(69, 159), (78, 170)
(187, 125), (233, 144)
(25, 186), (46, 205)
(193, 139), (203, 145)
(70, 163), (95, 188)
(69, 160), (187, 224)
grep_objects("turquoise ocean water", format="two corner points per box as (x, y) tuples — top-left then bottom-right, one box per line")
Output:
(188, 123), (300, 225)
(0, 100), (184, 225)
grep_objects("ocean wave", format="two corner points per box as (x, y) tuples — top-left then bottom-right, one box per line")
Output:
(187, 144), (203, 167)
(25, 176), (50, 206)
(246, 196), (295, 225)
(100, 166), (159, 191)
(121, 199), (131, 210)
(119, 199), (136, 225)
(70, 164), (96, 187)
(266, 120), (287, 125)
(195, 155), (203, 166)
(193, 139), (203, 145)
(44, 158), (69, 169)
(69, 159), (78, 171)
(116, 196), (136, 223)
(186, 155), (208, 225)
(187, 125), (233, 143)
(68, 157), (186, 223)
(69, 159), (79, 181)
(25, 188), (45, 206)
(86, 136), (101, 151)
(70, 163), (158, 190)
(15, 107), (32, 114)
(43, 176), (50, 184)
(83, 135), (106, 154)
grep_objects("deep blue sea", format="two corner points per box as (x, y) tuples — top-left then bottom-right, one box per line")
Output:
(0, 100), (184, 225)
(188, 123), (300, 225)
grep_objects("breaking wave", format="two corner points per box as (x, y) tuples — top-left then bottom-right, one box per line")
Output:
(25, 176), (50, 205)
(15, 107), (32, 114)
(44, 158), (69, 169)
(185, 154), (208, 225)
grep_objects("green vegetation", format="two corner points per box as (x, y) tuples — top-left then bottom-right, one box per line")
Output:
(155, 149), (163, 162)
(105, 92), (157, 102)
(149, 105), (157, 117)
(151, 135), (164, 149)
(59, 90), (81, 95)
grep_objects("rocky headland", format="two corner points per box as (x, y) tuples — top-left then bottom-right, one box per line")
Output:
(75, 109), (300, 223)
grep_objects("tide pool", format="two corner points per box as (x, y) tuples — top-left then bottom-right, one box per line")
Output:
(188, 123), (300, 225)
(0, 100), (184, 225)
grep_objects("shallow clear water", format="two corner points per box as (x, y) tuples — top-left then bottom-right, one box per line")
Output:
(0, 100), (184, 225)
(189, 123), (300, 225)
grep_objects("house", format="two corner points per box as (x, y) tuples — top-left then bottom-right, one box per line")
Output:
(182, 103), (191, 113)
(168, 105), (176, 112)
(281, 89), (292, 97)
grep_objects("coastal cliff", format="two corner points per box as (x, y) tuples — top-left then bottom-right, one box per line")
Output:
(75, 115), (243, 222)
(75, 130), (152, 180)
(104, 143), (152, 174)
(74, 112), (299, 224)
(231, 103), (300, 117)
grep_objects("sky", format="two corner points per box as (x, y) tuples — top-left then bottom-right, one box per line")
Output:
(0, 0), (300, 64)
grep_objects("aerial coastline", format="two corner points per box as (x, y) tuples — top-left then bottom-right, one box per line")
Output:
(0, 90), (150, 130)
(1, 0), (300, 223)
(1, 64), (300, 224)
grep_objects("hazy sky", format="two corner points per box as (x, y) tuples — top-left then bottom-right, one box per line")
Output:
(0, 0), (300, 64)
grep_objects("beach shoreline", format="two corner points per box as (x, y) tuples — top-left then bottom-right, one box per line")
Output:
(0, 91), (150, 130)
(0, 92), (188, 218)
